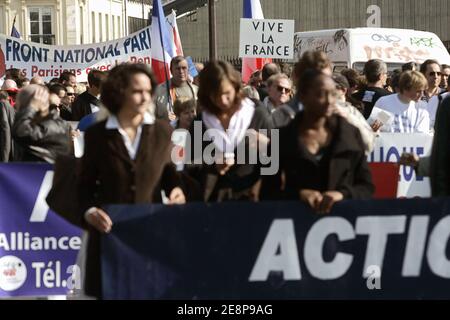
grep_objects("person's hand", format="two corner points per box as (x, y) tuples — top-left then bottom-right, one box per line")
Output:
(168, 187), (186, 205)
(168, 111), (177, 122)
(317, 191), (344, 214)
(399, 152), (419, 168)
(371, 120), (383, 132)
(71, 129), (81, 141)
(85, 208), (113, 233)
(299, 189), (323, 209)
(247, 129), (270, 149)
(216, 157), (235, 176)
(30, 87), (49, 113)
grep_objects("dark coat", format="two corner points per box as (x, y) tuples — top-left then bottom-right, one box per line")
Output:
(0, 101), (16, 162)
(185, 102), (272, 202)
(71, 91), (101, 121)
(78, 118), (181, 298)
(430, 95), (450, 196)
(261, 112), (374, 201)
(12, 107), (72, 162)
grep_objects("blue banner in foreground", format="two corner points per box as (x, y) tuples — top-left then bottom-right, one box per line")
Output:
(103, 200), (450, 299)
(0, 164), (82, 297)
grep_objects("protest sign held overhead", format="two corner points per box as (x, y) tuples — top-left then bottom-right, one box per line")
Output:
(239, 18), (295, 59)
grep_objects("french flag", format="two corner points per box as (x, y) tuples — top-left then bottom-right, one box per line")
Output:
(151, 0), (176, 84)
(242, 0), (272, 84)
(166, 10), (184, 56)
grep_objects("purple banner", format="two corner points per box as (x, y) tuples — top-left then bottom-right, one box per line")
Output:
(0, 163), (82, 297)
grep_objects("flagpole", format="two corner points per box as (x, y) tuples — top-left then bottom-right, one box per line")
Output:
(155, 2), (173, 113)
(208, 0), (217, 60)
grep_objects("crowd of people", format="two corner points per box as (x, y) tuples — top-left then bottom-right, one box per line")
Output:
(2, 52), (450, 297)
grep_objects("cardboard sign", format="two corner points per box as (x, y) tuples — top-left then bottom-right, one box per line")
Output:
(239, 18), (295, 59)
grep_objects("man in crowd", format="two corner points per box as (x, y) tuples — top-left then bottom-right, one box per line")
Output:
(440, 64), (450, 90)
(0, 91), (16, 162)
(1, 79), (19, 108)
(257, 63), (281, 102)
(420, 59), (445, 102)
(30, 76), (45, 86)
(59, 71), (78, 89)
(263, 73), (292, 113)
(154, 56), (198, 121)
(352, 59), (391, 119)
(49, 84), (73, 121)
(71, 70), (106, 121)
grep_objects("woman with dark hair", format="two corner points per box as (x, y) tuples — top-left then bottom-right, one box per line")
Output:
(186, 60), (272, 202)
(262, 69), (374, 213)
(78, 63), (186, 298)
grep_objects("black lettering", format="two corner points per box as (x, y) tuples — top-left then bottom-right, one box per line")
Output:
(138, 30), (150, 50)
(20, 44), (32, 63)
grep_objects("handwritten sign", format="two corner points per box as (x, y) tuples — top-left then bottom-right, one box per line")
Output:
(239, 18), (294, 59)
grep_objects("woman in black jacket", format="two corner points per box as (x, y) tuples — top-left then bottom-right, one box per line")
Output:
(186, 60), (272, 202)
(262, 69), (374, 213)
(78, 63), (186, 298)
(12, 85), (72, 163)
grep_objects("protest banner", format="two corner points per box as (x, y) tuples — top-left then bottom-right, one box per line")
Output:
(368, 133), (433, 198)
(239, 18), (295, 59)
(0, 164), (82, 297)
(103, 200), (450, 299)
(0, 26), (152, 82)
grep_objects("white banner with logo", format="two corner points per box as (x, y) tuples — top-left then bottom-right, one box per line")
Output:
(0, 26), (152, 82)
(368, 133), (433, 198)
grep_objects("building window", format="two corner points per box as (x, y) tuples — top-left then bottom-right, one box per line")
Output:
(98, 13), (103, 42)
(91, 12), (95, 43)
(105, 14), (109, 41)
(28, 7), (55, 44)
(118, 16), (122, 37)
(0, 7), (4, 35)
(80, 6), (84, 44)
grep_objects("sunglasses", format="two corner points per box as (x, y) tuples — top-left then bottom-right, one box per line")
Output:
(429, 72), (442, 76)
(276, 85), (291, 94)
(67, 93), (75, 96)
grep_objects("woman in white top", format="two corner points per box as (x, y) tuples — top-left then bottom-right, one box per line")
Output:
(370, 71), (430, 133)
(186, 60), (272, 202)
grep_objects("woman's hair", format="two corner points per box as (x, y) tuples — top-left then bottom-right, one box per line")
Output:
(399, 71), (428, 93)
(340, 68), (362, 89)
(297, 69), (329, 95)
(15, 84), (49, 110)
(389, 69), (402, 92)
(101, 63), (157, 115)
(197, 60), (243, 115)
(173, 97), (196, 117)
(294, 51), (333, 79)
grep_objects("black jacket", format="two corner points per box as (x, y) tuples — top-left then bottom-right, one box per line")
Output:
(185, 101), (272, 202)
(12, 107), (72, 162)
(71, 91), (101, 121)
(261, 112), (374, 200)
(0, 101), (16, 162)
(430, 95), (450, 196)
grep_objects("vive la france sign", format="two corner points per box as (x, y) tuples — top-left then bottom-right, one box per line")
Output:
(239, 18), (295, 59)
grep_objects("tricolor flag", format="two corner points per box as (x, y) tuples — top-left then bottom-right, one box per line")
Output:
(11, 15), (21, 39)
(166, 10), (184, 57)
(242, 0), (272, 84)
(151, 0), (176, 84)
